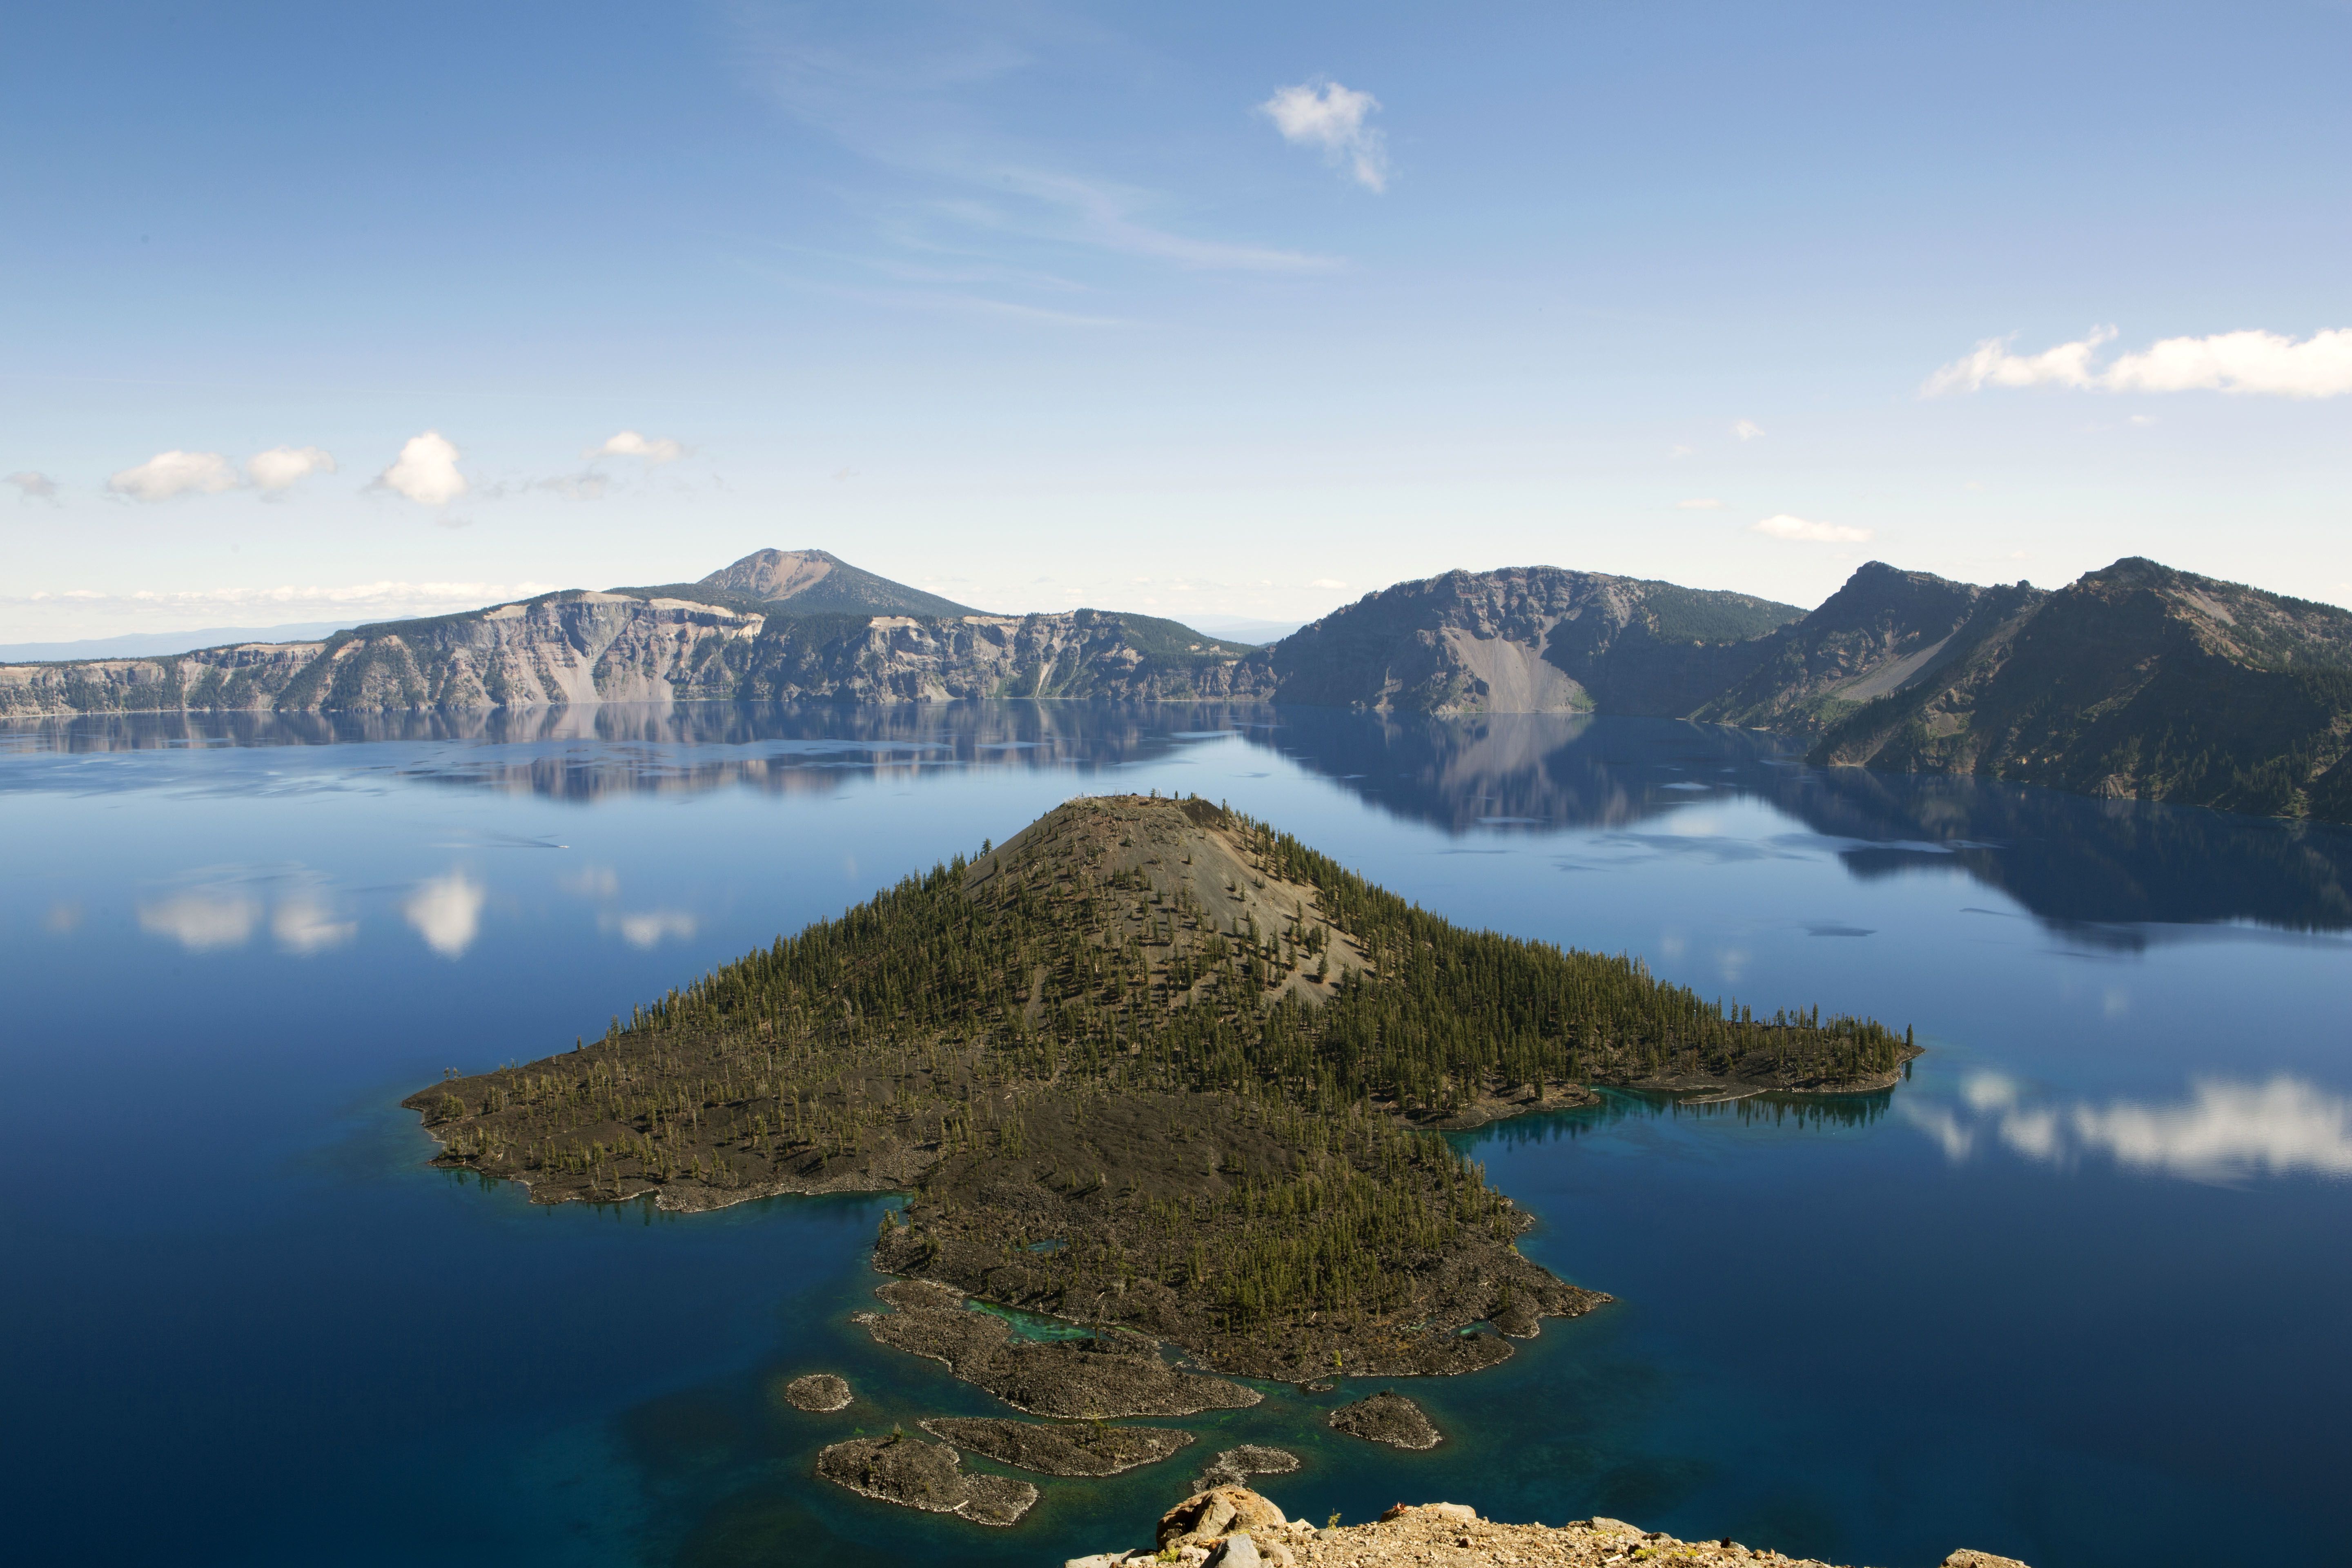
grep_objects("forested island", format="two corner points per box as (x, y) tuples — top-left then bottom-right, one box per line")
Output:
(408, 793), (1915, 1389)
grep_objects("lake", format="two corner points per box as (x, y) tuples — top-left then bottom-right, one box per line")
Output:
(3, 703), (2346, 1567)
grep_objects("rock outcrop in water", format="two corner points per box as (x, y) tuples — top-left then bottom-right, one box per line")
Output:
(814, 1430), (1037, 1525)
(1325, 1389), (1440, 1449)
(779, 1372), (853, 1411)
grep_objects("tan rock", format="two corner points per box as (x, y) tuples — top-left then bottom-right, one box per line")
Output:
(1945, 1553), (2031, 1568)
(1160, 1486), (1289, 1548)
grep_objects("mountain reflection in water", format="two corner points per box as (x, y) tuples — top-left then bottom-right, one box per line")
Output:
(12, 701), (2352, 933)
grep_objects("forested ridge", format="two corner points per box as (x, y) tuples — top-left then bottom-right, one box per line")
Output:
(409, 795), (1913, 1377)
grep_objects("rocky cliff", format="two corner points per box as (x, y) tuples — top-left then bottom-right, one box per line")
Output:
(1264, 567), (1803, 716)
(0, 591), (1266, 717)
(1810, 557), (2352, 821)
(13, 547), (2352, 825)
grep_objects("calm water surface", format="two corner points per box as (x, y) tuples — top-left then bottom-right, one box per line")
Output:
(3, 704), (2347, 1568)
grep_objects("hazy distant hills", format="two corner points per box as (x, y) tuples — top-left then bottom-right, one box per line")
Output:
(0, 621), (359, 663)
(7, 546), (2351, 824)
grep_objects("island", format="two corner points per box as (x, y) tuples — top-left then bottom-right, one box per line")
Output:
(405, 791), (1915, 1401)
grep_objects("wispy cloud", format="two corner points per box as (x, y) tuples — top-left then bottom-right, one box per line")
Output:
(1751, 513), (1870, 543)
(1732, 419), (1764, 441)
(936, 168), (1332, 272)
(730, 9), (1335, 303)
(1926, 326), (2352, 398)
(1260, 79), (1388, 192)
(8, 470), (59, 501)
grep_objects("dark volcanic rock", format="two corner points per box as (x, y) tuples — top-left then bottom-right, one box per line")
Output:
(1192, 1443), (1301, 1492)
(1328, 1390), (1442, 1450)
(814, 1432), (1038, 1526)
(780, 1372), (852, 1412)
(919, 1415), (1192, 1477)
(856, 1279), (1261, 1419)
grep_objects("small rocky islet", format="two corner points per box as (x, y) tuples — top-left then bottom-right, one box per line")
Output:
(1191, 1443), (1301, 1493)
(813, 1430), (1037, 1527)
(408, 794), (1922, 1537)
(1325, 1389), (1441, 1450)
(778, 1372), (853, 1412)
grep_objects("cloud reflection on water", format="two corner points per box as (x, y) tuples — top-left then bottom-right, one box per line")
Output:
(1908, 1071), (2352, 1183)
(403, 871), (486, 958)
(138, 890), (261, 951)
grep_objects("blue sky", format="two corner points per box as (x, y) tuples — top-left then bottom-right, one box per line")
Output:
(5, 1), (2348, 640)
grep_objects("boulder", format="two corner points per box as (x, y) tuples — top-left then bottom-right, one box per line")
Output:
(1158, 1486), (1288, 1549)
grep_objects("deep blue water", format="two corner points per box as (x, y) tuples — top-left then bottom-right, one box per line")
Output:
(3, 704), (2348, 1568)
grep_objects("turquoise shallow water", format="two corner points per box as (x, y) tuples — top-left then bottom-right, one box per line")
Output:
(2, 704), (2347, 1566)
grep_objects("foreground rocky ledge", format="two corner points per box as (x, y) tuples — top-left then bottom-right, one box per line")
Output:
(1063, 1490), (2031, 1568)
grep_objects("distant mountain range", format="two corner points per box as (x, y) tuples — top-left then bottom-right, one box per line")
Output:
(6, 546), (2350, 825)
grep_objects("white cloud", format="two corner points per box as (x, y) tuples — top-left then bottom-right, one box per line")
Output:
(404, 871), (486, 958)
(109, 450), (238, 503)
(272, 895), (356, 954)
(590, 430), (684, 464)
(247, 446), (336, 492)
(8, 471), (58, 501)
(1732, 420), (1764, 441)
(1308, 577), (1347, 590)
(375, 431), (468, 506)
(1925, 326), (2352, 398)
(1751, 514), (1872, 543)
(1676, 498), (1724, 511)
(139, 891), (260, 950)
(604, 909), (697, 949)
(1260, 79), (1389, 192)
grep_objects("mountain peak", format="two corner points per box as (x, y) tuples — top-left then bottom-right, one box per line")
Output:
(695, 548), (984, 619)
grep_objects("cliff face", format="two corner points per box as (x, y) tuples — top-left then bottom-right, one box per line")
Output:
(1266, 568), (1803, 716)
(0, 592), (1267, 717)
(1810, 558), (2352, 821)
(1693, 562), (2046, 733)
